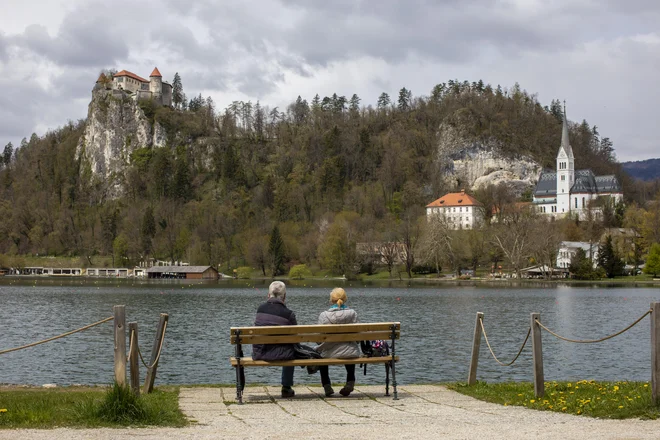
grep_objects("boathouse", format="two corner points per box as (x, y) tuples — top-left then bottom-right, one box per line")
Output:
(146, 265), (218, 279)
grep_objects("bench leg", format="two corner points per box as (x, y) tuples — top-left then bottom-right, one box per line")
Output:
(390, 359), (398, 400)
(385, 363), (390, 396)
(235, 344), (244, 405)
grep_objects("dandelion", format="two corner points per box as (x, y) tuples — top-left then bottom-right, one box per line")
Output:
(618, 406), (624, 409)
(613, 386), (619, 392)
(530, 400), (536, 403)
(561, 407), (567, 411)
(644, 384), (649, 388)
(577, 410), (582, 415)
(517, 394), (523, 397)
(0, 409), (7, 413)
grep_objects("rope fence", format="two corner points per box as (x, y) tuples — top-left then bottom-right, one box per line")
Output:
(535, 308), (652, 344)
(468, 303), (660, 402)
(0, 316), (113, 356)
(479, 318), (530, 366)
(129, 320), (168, 370)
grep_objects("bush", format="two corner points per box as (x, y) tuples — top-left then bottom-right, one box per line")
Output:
(289, 264), (312, 280)
(235, 266), (253, 279)
(412, 264), (438, 275)
(97, 382), (146, 423)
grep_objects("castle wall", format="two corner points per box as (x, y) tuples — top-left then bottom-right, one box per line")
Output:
(162, 83), (173, 107)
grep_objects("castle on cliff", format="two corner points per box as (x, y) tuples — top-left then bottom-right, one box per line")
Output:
(532, 105), (623, 219)
(95, 67), (172, 107)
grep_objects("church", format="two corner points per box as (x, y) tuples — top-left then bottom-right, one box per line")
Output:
(533, 106), (623, 219)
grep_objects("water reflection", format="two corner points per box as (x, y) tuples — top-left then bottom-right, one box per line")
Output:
(0, 280), (659, 385)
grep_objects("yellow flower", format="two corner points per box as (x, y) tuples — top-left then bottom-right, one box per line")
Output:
(577, 410), (582, 415)
(613, 386), (619, 392)
(618, 406), (624, 409)
(0, 409), (7, 413)
(561, 407), (567, 411)
(517, 394), (523, 397)
(530, 400), (536, 403)
(644, 384), (649, 387)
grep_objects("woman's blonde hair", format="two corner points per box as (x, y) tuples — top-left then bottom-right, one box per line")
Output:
(330, 287), (347, 307)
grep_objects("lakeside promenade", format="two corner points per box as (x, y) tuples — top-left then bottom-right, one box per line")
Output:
(3, 385), (660, 439)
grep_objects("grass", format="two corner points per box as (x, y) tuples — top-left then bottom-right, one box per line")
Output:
(448, 380), (660, 419)
(0, 385), (187, 429)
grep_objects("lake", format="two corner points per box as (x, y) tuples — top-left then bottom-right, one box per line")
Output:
(1, 279), (659, 386)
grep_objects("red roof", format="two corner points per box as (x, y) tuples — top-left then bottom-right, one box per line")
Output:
(426, 190), (482, 208)
(113, 70), (148, 83)
(150, 67), (162, 77)
(96, 73), (107, 83)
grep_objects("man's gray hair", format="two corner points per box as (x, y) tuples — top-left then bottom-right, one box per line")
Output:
(268, 281), (287, 299)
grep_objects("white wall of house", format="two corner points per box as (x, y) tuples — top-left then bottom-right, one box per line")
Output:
(426, 205), (484, 230)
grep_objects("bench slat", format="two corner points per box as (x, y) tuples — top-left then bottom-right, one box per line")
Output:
(230, 356), (399, 367)
(231, 330), (399, 345)
(230, 322), (400, 336)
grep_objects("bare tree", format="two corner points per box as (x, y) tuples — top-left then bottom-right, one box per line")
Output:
(490, 204), (537, 278)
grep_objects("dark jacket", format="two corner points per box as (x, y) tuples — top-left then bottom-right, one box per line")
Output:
(252, 297), (297, 361)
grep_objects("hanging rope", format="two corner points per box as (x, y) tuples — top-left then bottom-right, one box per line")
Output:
(0, 316), (113, 355)
(132, 321), (168, 370)
(480, 318), (531, 366)
(535, 308), (652, 344)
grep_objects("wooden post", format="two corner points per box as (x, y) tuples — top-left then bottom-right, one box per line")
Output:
(113, 305), (127, 386)
(468, 312), (484, 385)
(144, 313), (169, 394)
(128, 322), (140, 396)
(651, 302), (660, 404)
(530, 312), (544, 398)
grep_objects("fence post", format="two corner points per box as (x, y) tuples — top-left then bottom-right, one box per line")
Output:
(652, 302), (660, 404)
(113, 305), (127, 386)
(128, 322), (140, 396)
(530, 312), (544, 398)
(144, 313), (169, 394)
(468, 312), (484, 385)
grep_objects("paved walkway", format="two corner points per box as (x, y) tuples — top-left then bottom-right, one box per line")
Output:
(3, 385), (660, 439)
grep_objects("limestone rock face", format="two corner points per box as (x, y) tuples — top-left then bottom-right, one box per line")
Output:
(76, 88), (157, 196)
(436, 124), (541, 196)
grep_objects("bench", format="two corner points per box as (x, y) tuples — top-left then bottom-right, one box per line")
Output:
(230, 322), (400, 404)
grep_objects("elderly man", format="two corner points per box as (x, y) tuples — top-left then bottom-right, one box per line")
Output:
(253, 281), (298, 398)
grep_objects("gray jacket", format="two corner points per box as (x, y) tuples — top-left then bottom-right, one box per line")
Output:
(316, 307), (360, 359)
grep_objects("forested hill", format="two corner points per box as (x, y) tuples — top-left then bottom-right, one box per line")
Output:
(622, 158), (660, 181)
(0, 80), (630, 267)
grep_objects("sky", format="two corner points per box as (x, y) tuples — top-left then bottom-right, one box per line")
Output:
(0, 0), (658, 162)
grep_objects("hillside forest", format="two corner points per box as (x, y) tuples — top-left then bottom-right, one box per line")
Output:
(1, 78), (659, 278)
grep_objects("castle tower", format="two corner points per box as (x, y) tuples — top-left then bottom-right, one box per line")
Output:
(556, 102), (574, 214)
(149, 67), (163, 100)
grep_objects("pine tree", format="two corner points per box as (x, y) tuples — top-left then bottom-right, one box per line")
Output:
(597, 235), (625, 278)
(3, 142), (13, 166)
(172, 73), (184, 109)
(397, 87), (411, 111)
(268, 224), (286, 277)
(349, 94), (361, 113)
(377, 92), (391, 110)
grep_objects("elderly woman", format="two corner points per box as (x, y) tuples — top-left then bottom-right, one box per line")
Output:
(316, 287), (359, 397)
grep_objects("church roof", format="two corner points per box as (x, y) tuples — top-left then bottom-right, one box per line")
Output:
(426, 190), (482, 208)
(150, 67), (162, 77)
(559, 104), (574, 158)
(595, 175), (622, 192)
(114, 70), (148, 83)
(533, 171), (557, 197)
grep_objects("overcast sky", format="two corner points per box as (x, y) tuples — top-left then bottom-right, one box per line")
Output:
(1, 0), (658, 161)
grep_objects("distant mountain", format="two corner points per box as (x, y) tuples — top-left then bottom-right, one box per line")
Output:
(622, 158), (660, 181)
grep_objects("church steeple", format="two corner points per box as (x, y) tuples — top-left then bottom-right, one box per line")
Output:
(559, 101), (573, 159)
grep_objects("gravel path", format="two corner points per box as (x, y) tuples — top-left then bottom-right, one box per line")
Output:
(2, 385), (660, 439)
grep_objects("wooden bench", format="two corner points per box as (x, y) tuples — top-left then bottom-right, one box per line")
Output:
(230, 322), (400, 404)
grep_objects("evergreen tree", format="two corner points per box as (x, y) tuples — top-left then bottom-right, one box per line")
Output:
(377, 92), (391, 110)
(172, 73), (184, 109)
(597, 235), (625, 278)
(349, 94), (361, 113)
(3, 142), (13, 166)
(645, 243), (660, 277)
(569, 248), (598, 280)
(268, 224), (286, 277)
(397, 87), (412, 111)
(140, 206), (156, 259)
(173, 153), (191, 200)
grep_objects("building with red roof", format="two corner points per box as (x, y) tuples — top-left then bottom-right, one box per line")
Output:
(103, 67), (172, 107)
(425, 189), (484, 230)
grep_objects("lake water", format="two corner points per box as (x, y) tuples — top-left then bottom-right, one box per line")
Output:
(1, 279), (659, 386)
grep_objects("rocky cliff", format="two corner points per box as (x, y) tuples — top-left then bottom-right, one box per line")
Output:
(435, 124), (542, 196)
(76, 88), (167, 195)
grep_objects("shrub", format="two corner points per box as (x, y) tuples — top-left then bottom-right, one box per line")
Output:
(235, 266), (253, 279)
(289, 264), (312, 280)
(97, 382), (146, 423)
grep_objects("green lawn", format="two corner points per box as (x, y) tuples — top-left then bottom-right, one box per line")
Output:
(448, 381), (660, 419)
(0, 386), (187, 429)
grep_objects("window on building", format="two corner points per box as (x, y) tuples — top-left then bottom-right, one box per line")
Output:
(575, 198), (578, 208)
(561, 175), (565, 181)
(582, 197), (585, 208)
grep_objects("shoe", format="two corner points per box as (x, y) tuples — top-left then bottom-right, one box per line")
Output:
(339, 381), (355, 397)
(323, 384), (335, 397)
(281, 386), (295, 398)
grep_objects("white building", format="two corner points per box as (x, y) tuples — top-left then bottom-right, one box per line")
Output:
(425, 189), (484, 230)
(533, 105), (623, 219)
(556, 241), (599, 269)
